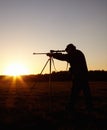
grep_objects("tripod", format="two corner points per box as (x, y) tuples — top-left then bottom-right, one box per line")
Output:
(40, 55), (56, 88)
(33, 52), (57, 112)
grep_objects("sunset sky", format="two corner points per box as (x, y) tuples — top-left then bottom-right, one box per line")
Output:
(0, 0), (107, 75)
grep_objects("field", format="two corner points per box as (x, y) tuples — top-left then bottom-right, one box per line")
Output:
(0, 76), (107, 129)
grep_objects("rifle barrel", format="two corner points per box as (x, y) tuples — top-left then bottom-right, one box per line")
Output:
(33, 50), (65, 55)
(33, 53), (47, 55)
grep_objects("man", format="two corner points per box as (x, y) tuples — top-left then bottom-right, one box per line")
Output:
(47, 43), (93, 112)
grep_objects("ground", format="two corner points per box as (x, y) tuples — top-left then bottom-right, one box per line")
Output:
(0, 77), (107, 129)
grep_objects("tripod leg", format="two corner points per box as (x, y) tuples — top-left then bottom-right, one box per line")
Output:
(40, 58), (50, 74)
(31, 58), (50, 89)
(51, 58), (57, 71)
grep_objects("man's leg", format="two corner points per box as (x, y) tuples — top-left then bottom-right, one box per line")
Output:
(68, 80), (80, 111)
(82, 81), (93, 111)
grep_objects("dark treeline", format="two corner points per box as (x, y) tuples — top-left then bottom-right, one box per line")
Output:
(0, 70), (107, 82)
(22, 70), (107, 82)
(88, 70), (107, 81)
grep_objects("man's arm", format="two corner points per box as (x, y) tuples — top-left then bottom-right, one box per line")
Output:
(47, 53), (68, 61)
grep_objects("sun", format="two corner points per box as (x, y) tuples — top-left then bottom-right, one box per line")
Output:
(4, 63), (29, 76)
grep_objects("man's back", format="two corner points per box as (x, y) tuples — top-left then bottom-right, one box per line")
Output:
(68, 49), (88, 79)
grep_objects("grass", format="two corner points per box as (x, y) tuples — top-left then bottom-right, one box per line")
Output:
(0, 77), (107, 129)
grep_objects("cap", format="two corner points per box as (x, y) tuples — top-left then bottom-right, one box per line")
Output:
(65, 43), (76, 51)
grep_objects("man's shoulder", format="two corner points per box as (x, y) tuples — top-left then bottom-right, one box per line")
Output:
(76, 49), (84, 55)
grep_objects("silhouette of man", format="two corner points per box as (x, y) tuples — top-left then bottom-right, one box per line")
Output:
(47, 43), (93, 112)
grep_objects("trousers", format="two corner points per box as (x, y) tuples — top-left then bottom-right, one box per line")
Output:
(69, 79), (93, 111)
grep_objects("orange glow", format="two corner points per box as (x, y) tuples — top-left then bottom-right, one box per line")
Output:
(3, 62), (29, 76)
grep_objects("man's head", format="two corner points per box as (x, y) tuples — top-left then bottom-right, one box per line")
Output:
(65, 43), (76, 53)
